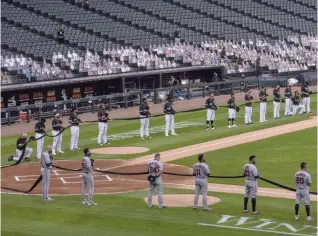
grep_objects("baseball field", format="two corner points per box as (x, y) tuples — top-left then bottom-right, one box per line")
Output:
(1, 92), (317, 236)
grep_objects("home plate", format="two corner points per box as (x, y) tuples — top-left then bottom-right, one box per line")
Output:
(144, 194), (221, 207)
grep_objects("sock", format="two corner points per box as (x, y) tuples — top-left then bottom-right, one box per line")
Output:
(252, 198), (256, 212)
(228, 118), (231, 125)
(232, 118), (235, 125)
(305, 205), (310, 217)
(295, 204), (299, 216)
(206, 120), (210, 128)
(244, 197), (248, 210)
(210, 120), (214, 128)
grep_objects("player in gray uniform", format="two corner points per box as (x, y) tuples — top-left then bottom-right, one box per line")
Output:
(193, 154), (211, 211)
(147, 153), (165, 208)
(81, 148), (97, 206)
(294, 162), (313, 221)
(41, 145), (53, 201)
(243, 155), (259, 214)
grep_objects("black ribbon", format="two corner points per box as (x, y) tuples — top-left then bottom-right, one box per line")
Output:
(1, 175), (42, 193)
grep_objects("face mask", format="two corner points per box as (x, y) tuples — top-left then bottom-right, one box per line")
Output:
(86, 153), (91, 157)
(49, 150), (52, 154)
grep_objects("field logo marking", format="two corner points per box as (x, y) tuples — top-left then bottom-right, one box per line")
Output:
(90, 121), (202, 141)
(199, 215), (317, 236)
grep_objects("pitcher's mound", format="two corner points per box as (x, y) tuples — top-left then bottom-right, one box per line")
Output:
(144, 194), (221, 207)
(91, 147), (149, 154)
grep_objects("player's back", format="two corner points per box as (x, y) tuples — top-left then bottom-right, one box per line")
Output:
(193, 163), (210, 179)
(148, 160), (162, 176)
(243, 163), (258, 181)
(295, 171), (311, 189)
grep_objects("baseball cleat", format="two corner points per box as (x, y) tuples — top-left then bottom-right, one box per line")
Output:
(264, 120), (268, 122)
(37, 156), (41, 159)
(8, 156), (13, 161)
(88, 202), (98, 206)
(24, 157), (30, 161)
(105, 142), (110, 145)
(165, 134), (169, 137)
(99, 143), (103, 146)
(44, 197), (54, 201)
(243, 209), (249, 213)
(75, 147), (81, 150)
(251, 211), (258, 214)
(148, 205), (153, 208)
(193, 207), (198, 210)
(171, 133), (178, 136)
(211, 127), (215, 130)
(228, 125), (232, 128)
(203, 208), (212, 211)
(159, 206), (167, 209)
(82, 200), (87, 205)
(58, 150), (64, 153)
(295, 215), (299, 220)
(52, 152), (56, 155)
(206, 128), (210, 131)
(307, 216), (314, 221)
(232, 124), (237, 127)
(146, 136), (151, 139)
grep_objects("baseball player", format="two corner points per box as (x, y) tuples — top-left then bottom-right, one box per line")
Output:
(243, 155), (259, 214)
(259, 87), (268, 122)
(69, 108), (82, 150)
(8, 133), (33, 161)
(164, 98), (177, 136)
(147, 153), (165, 208)
(205, 93), (216, 130)
(244, 90), (253, 125)
(273, 85), (281, 119)
(97, 104), (110, 145)
(292, 90), (305, 115)
(139, 98), (151, 139)
(41, 145), (53, 201)
(81, 148), (97, 206)
(193, 153), (211, 211)
(284, 84), (293, 116)
(35, 118), (46, 159)
(295, 162), (313, 221)
(52, 113), (64, 155)
(301, 82), (311, 113)
(227, 93), (237, 128)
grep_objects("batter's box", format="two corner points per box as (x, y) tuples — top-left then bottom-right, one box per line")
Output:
(60, 175), (113, 184)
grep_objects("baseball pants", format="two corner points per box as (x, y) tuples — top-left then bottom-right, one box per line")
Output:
(259, 102), (267, 122)
(292, 104), (305, 115)
(140, 116), (149, 138)
(302, 97), (311, 113)
(194, 178), (208, 209)
(41, 167), (51, 200)
(70, 126), (79, 150)
(245, 180), (258, 198)
(206, 109), (215, 121)
(296, 189), (310, 205)
(97, 122), (108, 144)
(165, 114), (175, 135)
(52, 130), (63, 153)
(284, 98), (292, 116)
(244, 107), (252, 124)
(148, 177), (164, 208)
(82, 172), (94, 204)
(273, 101), (281, 118)
(13, 147), (33, 161)
(36, 133), (45, 159)
(228, 109), (236, 119)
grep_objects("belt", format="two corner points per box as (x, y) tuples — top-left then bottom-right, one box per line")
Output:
(35, 132), (44, 134)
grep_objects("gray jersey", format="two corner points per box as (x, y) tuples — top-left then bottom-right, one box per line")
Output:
(82, 156), (92, 173)
(193, 163), (210, 179)
(243, 163), (258, 181)
(41, 152), (52, 169)
(295, 171), (311, 190)
(148, 160), (163, 177)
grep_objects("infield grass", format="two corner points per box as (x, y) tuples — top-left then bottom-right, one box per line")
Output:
(1, 189), (317, 236)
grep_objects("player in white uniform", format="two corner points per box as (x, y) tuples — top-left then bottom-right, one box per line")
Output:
(69, 108), (82, 150)
(294, 162), (313, 221)
(81, 148), (97, 206)
(52, 113), (64, 155)
(164, 98), (177, 136)
(227, 93), (237, 128)
(41, 145), (53, 201)
(205, 93), (216, 130)
(243, 155), (259, 214)
(35, 118), (46, 159)
(193, 154), (211, 211)
(147, 153), (165, 208)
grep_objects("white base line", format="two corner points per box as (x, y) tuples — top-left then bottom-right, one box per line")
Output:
(105, 119), (316, 170)
(53, 170), (60, 176)
(60, 177), (66, 184)
(197, 223), (313, 236)
(14, 176), (20, 181)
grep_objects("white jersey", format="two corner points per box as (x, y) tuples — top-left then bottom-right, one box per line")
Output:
(148, 160), (163, 177)
(295, 171), (311, 190)
(243, 163), (258, 181)
(193, 162), (210, 179)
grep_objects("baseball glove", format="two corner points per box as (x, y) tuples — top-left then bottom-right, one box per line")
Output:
(147, 175), (157, 182)
(235, 106), (240, 112)
(29, 136), (35, 142)
(213, 105), (218, 111)
(281, 98), (285, 103)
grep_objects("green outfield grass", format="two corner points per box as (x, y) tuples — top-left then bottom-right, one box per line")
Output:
(1, 94), (317, 165)
(171, 127), (317, 191)
(1, 189), (317, 236)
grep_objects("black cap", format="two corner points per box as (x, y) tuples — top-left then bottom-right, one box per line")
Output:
(198, 153), (204, 162)
(83, 148), (90, 155)
(249, 155), (256, 161)
(41, 118), (46, 123)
